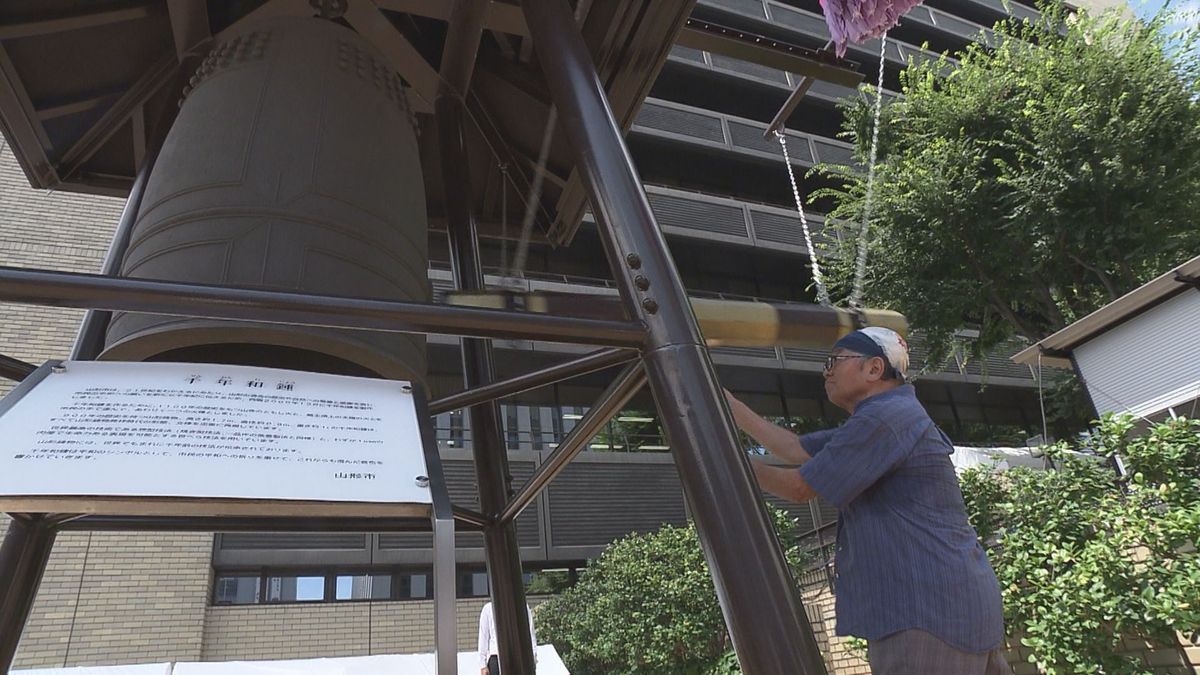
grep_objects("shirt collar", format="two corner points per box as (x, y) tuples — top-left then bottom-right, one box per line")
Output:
(854, 383), (915, 413)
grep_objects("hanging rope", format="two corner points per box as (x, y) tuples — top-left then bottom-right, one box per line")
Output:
(850, 33), (888, 309)
(778, 131), (831, 306)
(506, 107), (558, 281)
(779, 32), (888, 309)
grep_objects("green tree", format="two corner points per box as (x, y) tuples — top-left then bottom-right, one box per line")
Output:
(960, 415), (1200, 674)
(818, 4), (1200, 368)
(535, 507), (814, 675)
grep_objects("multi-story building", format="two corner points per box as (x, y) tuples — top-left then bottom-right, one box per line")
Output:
(0, 0), (1070, 670)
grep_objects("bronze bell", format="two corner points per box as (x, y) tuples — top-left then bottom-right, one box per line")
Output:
(101, 16), (428, 382)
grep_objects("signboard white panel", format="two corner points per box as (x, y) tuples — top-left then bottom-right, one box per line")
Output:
(0, 361), (430, 507)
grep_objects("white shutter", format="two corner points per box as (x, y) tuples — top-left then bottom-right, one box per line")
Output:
(1074, 289), (1200, 418)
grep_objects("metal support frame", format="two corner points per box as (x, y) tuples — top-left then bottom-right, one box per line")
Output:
(500, 362), (646, 524)
(0, 516), (57, 672)
(519, 0), (827, 671)
(428, 347), (637, 415)
(0, 265), (645, 348)
(70, 110), (163, 361)
(764, 40), (835, 140)
(0, 353), (36, 381)
(415, 386), (459, 675)
(436, 3), (536, 670)
(52, 515), (483, 533)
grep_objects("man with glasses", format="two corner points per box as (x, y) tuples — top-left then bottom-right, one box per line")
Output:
(724, 327), (1010, 675)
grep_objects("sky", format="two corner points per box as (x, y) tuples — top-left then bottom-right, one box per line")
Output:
(1130, 0), (1200, 31)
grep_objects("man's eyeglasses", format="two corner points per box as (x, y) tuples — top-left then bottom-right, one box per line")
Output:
(823, 354), (866, 372)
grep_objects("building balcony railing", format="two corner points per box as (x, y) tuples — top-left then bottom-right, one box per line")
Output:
(633, 97), (859, 173)
(698, 0), (1001, 56)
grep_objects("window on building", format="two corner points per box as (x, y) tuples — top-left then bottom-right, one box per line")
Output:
(335, 574), (392, 601)
(266, 574), (326, 602)
(213, 566), (582, 605)
(396, 571), (430, 599)
(214, 575), (260, 605)
(459, 571), (490, 598)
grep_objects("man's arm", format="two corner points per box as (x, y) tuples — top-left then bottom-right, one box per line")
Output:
(749, 460), (818, 503)
(724, 390), (812, 465)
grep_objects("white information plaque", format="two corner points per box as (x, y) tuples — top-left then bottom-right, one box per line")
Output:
(0, 361), (432, 515)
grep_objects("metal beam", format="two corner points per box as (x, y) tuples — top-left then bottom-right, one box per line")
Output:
(377, 0), (529, 36)
(214, 0), (312, 41)
(53, 515), (447, 532)
(0, 266), (648, 348)
(345, 0), (439, 113)
(167, 0), (212, 61)
(464, 92), (557, 232)
(376, 0), (860, 93)
(0, 353), (37, 382)
(70, 73), (177, 360)
(0, 515), (57, 673)
(764, 40), (834, 138)
(428, 347), (637, 415)
(764, 76), (816, 138)
(452, 506), (493, 529)
(677, 18), (862, 89)
(57, 51), (177, 182)
(438, 1), (488, 97)
(438, 44), (536, 672)
(499, 362), (645, 524)
(520, 0), (827, 672)
(0, 44), (57, 187)
(0, 5), (152, 40)
(34, 91), (121, 121)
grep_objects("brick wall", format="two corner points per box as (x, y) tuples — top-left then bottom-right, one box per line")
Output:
(802, 583), (871, 675)
(6, 528), (213, 669)
(798, 578), (1198, 675)
(202, 596), (552, 662)
(0, 138), (124, 397)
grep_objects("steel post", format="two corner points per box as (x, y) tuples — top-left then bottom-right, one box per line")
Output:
(415, 384), (461, 675)
(428, 347), (637, 415)
(519, 0), (827, 671)
(0, 515), (57, 672)
(499, 362), (645, 524)
(437, 92), (536, 674)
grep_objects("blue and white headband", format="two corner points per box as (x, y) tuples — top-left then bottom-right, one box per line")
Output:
(832, 327), (910, 381)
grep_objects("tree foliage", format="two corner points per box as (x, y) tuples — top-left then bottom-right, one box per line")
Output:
(961, 415), (1200, 674)
(535, 508), (813, 675)
(817, 4), (1200, 365)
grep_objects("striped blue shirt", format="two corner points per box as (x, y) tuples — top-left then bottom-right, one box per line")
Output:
(798, 384), (1005, 652)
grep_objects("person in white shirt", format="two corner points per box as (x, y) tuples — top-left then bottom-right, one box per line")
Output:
(477, 601), (537, 675)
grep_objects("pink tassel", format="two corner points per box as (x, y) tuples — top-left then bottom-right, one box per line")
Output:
(818, 0), (925, 56)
